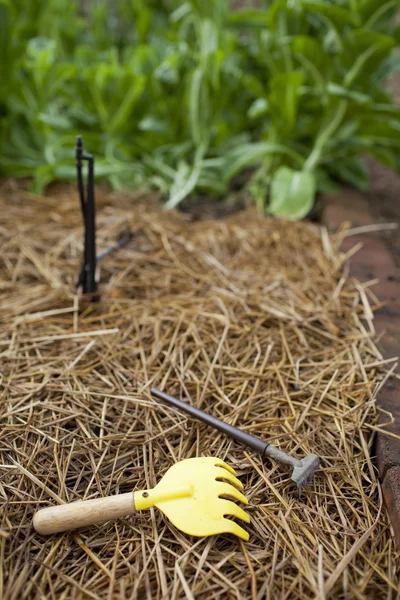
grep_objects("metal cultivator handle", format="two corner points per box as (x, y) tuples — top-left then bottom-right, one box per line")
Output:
(151, 388), (320, 496)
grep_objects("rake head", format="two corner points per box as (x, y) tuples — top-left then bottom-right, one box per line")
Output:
(153, 457), (250, 540)
(264, 445), (320, 496)
(290, 454), (320, 496)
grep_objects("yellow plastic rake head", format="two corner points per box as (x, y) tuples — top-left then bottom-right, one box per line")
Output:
(135, 457), (250, 541)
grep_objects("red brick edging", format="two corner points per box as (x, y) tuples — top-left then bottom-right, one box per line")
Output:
(322, 190), (400, 546)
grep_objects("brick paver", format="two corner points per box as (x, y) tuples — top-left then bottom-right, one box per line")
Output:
(322, 191), (400, 547)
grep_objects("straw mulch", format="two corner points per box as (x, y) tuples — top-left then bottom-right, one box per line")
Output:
(0, 184), (398, 599)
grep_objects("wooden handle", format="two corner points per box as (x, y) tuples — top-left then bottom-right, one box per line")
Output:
(33, 492), (136, 535)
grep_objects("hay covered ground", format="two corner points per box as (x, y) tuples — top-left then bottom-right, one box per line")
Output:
(0, 184), (399, 599)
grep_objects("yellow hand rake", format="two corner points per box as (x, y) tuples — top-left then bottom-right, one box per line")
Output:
(33, 457), (250, 541)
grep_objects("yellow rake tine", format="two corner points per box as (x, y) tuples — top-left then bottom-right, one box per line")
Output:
(216, 481), (248, 505)
(218, 499), (250, 523)
(212, 458), (237, 476)
(223, 519), (250, 541)
(214, 465), (244, 490)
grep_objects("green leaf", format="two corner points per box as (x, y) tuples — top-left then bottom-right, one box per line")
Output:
(268, 71), (304, 131)
(351, 29), (396, 54)
(37, 112), (72, 130)
(224, 142), (304, 182)
(32, 164), (55, 193)
(366, 146), (399, 170)
(343, 30), (396, 86)
(315, 169), (339, 194)
(367, 103), (400, 118)
(392, 25), (400, 44)
(303, 1), (354, 28)
(189, 67), (207, 147)
(165, 144), (206, 209)
(197, 171), (227, 195)
(138, 115), (169, 134)
(358, 0), (387, 20)
(333, 119), (361, 143)
(269, 167), (316, 220)
(358, 0), (400, 27)
(374, 54), (400, 83)
(327, 83), (371, 104)
(26, 37), (57, 63)
(228, 9), (268, 27)
(247, 98), (269, 120)
(358, 118), (400, 146)
(291, 35), (324, 69)
(109, 75), (146, 135)
(329, 157), (370, 191)
(132, 0), (153, 43)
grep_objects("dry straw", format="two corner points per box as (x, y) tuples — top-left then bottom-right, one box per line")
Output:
(0, 183), (399, 599)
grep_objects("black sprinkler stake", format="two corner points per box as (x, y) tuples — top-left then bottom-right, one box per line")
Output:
(75, 135), (132, 297)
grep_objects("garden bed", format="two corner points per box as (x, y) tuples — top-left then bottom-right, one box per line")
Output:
(1, 185), (399, 598)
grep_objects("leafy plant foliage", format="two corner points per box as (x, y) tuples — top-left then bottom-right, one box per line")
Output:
(1, 0), (399, 218)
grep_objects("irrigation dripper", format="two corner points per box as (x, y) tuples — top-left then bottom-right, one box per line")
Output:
(75, 135), (132, 296)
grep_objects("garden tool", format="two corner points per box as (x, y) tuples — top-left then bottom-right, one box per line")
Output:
(33, 457), (250, 540)
(151, 388), (319, 496)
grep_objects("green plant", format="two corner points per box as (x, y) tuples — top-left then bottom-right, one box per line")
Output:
(1, 0), (400, 219)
